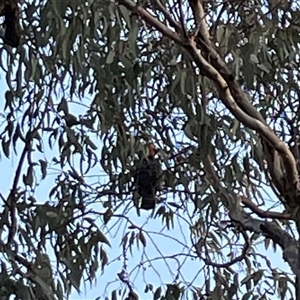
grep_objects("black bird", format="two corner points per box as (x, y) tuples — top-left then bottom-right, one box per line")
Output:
(0, 1), (21, 47)
(134, 144), (161, 210)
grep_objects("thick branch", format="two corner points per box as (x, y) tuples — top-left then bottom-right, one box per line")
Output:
(240, 195), (292, 220)
(206, 155), (298, 274)
(187, 39), (298, 184)
(186, 0), (298, 199)
(118, 0), (184, 46)
(230, 206), (298, 275)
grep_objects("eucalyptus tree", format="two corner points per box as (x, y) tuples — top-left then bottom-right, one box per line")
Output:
(0, 0), (299, 299)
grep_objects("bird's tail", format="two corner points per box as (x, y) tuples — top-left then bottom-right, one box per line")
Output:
(140, 196), (156, 210)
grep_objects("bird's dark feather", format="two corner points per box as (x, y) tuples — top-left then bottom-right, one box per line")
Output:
(134, 156), (161, 210)
(0, 1), (21, 47)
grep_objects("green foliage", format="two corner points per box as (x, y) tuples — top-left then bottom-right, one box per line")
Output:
(0, 0), (299, 299)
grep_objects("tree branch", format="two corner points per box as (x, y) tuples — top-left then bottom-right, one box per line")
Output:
(117, 0), (299, 205)
(230, 205), (299, 275)
(240, 195), (292, 220)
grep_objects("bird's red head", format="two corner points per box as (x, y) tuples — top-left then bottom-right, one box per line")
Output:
(148, 144), (158, 157)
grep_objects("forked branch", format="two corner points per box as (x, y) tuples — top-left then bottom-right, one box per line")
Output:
(117, 0), (299, 206)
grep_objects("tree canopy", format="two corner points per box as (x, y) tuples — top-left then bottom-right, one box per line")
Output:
(0, 0), (300, 299)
